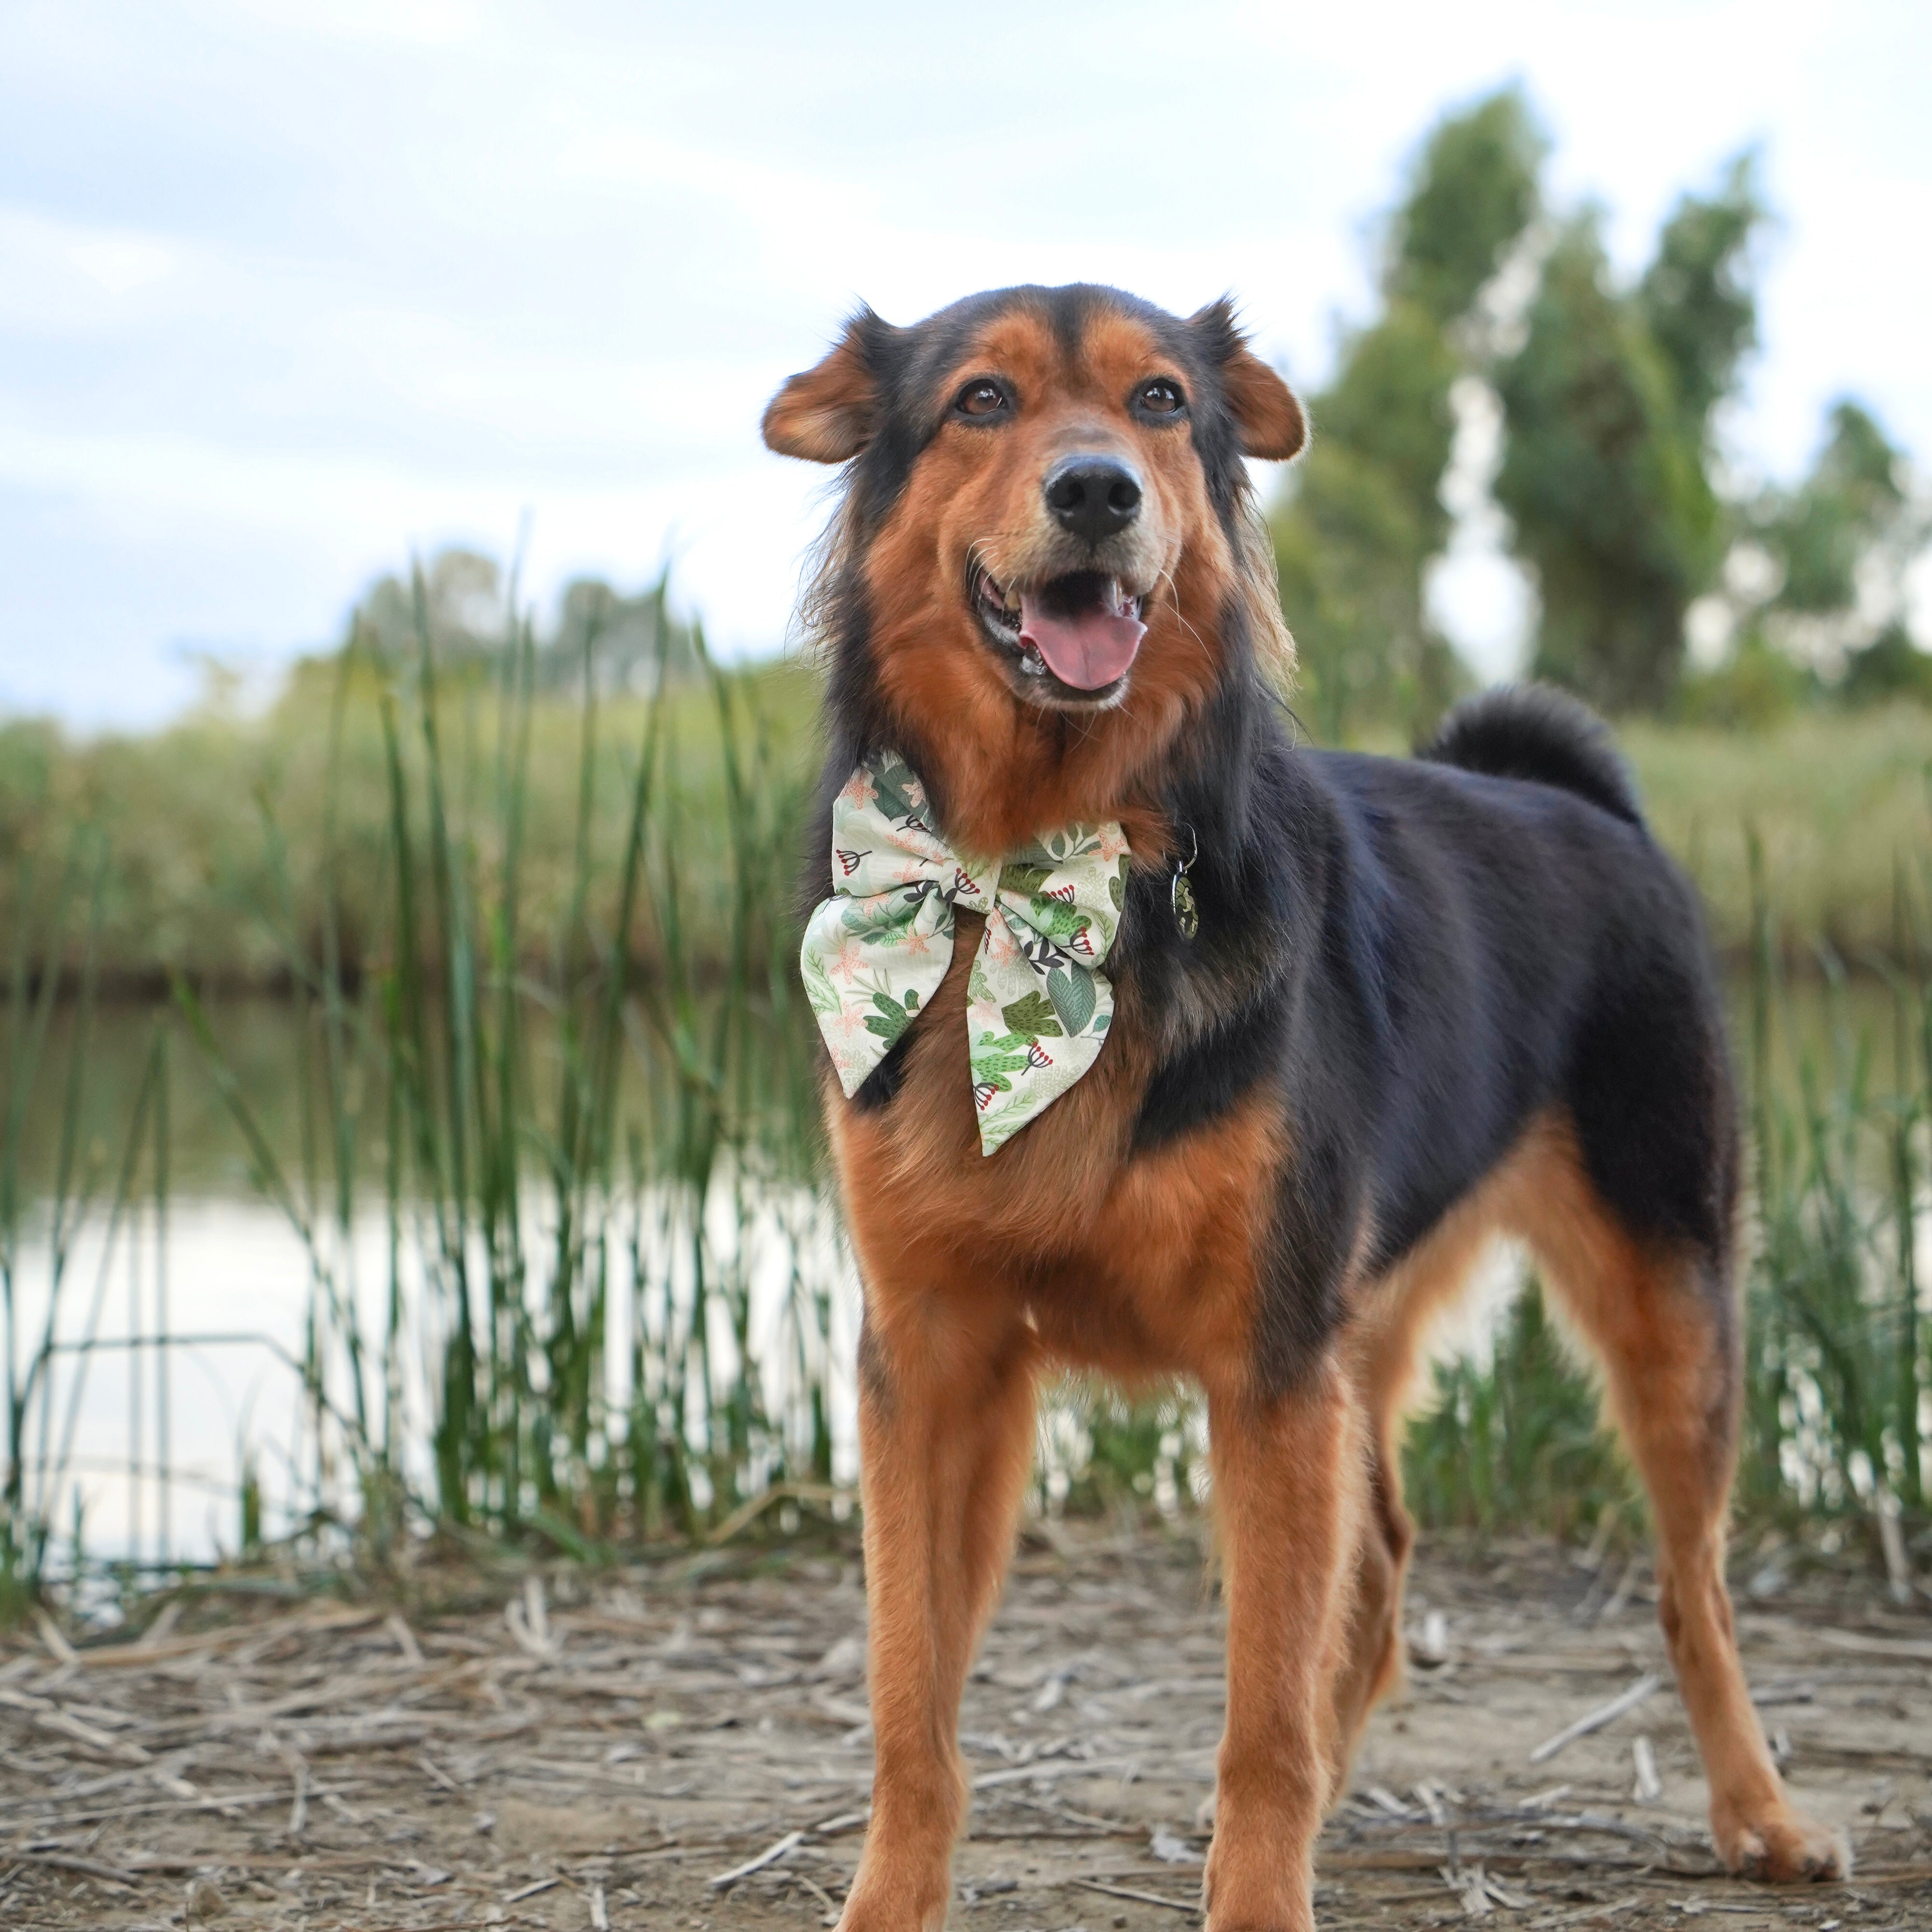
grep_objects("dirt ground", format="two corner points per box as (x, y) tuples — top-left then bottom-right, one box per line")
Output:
(2, 1524), (1929, 1932)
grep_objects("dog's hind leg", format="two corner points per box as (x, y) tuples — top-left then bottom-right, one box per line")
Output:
(1333, 1198), (1503, 1768)
(1325, 1448), (1411, 1776)
(837, 1296), (1038, 1932)
(1509, 1128), (1849, 1883)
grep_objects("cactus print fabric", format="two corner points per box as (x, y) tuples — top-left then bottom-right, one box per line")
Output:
(800, 751), (1131, 1156)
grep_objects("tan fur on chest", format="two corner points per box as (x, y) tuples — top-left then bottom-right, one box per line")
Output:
(829, 909), (1284, 1385)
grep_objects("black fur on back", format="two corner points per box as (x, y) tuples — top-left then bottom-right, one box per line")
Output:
(1420, 685), (1645, 828)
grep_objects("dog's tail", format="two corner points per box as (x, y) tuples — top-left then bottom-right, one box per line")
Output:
(1417, 684), (1645, 828)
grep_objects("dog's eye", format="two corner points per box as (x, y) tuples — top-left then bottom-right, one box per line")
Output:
(1137, 379), (1184, 416)
(955, 379), (1010, 419)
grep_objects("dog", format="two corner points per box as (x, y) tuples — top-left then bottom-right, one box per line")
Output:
(762, 283), (1847, 1932)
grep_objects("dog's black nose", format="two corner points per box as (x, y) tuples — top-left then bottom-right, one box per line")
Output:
(1043, 455), (1142, 543)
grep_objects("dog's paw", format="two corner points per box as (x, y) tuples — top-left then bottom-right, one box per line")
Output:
(1203, 1847), (1313, 1932)
(833, 1862), (953, 1932)
(834, 1898), (947, 1932)
(1713, 1805), (1850, 1883)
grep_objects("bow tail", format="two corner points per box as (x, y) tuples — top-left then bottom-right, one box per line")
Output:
(800, 888), (956, 1099)
(966, 906), (1114, 1156)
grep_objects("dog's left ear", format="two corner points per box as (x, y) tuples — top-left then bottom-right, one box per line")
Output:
(763, 308), (897, 463)
(1190, 297), (1307, 461)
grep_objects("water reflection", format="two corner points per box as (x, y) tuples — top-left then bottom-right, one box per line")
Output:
(5, 971), (1913, 1570)
(10, 1184), (860, 1570)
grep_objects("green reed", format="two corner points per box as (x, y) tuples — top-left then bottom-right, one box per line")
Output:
(154, 569), (833, 1569)
(0, 824), (190, 1610)
(1737, 836), (1928, 1522)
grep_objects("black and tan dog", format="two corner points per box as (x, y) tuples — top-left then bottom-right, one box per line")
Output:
(763, 284), (1846, 1932)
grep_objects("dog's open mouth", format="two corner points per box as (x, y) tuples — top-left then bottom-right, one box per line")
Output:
(972, 565), (1148, 696)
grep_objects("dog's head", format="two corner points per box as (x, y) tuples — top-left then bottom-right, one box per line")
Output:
(766, 286), (1303, 839)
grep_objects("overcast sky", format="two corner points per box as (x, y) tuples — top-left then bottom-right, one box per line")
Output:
(2, 0), (1926, 727)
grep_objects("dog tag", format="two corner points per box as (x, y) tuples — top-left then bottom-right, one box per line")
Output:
(1170, 824), (1200, 941)
(1171, 870), (1199, 941)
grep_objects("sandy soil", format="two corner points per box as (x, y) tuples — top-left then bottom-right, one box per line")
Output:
(1, 1524), (1928, 1932)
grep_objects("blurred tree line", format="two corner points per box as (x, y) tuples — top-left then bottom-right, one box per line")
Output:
(1274, 89), (1930, 740)
(347, 550), (701, 693)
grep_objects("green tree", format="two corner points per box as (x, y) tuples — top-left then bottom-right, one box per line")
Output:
(1496, 158), (1765, 711)
(1747, 400), (1927, 703)
(1273, 88), (1544, 740)
(546, 574), (694, 695)
(354, 547), (506, 662)
(1388, 87), (1546, 327)
(1639, 156), (1763, 429)
(1765, 401), (1907, 619)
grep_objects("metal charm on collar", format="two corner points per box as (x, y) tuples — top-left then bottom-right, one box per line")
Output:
(1171, 824), (1200, 941)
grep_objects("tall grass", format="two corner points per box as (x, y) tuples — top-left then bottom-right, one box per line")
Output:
(2, 608), (1930, 1604)
(3, 571), (841, 1601)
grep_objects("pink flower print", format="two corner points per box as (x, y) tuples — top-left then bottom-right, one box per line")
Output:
(985, 918), (1021, 967)
(827, 936), (867, 983)
(838, 771), (879, 810)
(1097, 826), (1130, 863)
(905, 778), (926, 810)
(901, 928), (932, 957)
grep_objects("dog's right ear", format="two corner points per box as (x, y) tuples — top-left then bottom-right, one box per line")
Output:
(763, 309), (893, 463)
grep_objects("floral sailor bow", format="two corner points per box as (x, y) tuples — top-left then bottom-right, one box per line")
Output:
(799, 750), (1131, 1156)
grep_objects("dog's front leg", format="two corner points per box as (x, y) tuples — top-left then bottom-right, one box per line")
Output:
(1204, 1354), (1362, 1932)
(838, 1300), (1037, 1932)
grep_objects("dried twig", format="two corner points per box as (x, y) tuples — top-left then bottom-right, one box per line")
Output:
(13, 1849), (139, 1886)
(1817, 1626), (1932, 1663)
(1632, 1735), (1662, 1802)
(971, 1754), (1141, 1790)
(709, 1828), (805, 1888)
(1525, 1893), (1643, 1929)
(502, 1874), (560, 1903)
(32, 1609), (79, 1669)
(385, 1613), (426, 1668)
(1529, 1675), (1662, 1764)
(1069, 1874), (1201, 1916)
(705, 1482), (854, 1547)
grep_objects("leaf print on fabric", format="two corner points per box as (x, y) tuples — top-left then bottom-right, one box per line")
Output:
(971, 1039), (1034, 1077)
(867, 750), (922, 821)
(999, 991), (1062, 1038)
(1045, 965), (1095, 1037)
(998, 861), (1054, 900)
(800, 945), (841, 1019)
(1025, 899), (1097, 955)
(864, 989), (917, 1045)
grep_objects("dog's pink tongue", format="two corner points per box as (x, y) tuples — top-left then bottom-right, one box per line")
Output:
(1018, 596), (1146, 690)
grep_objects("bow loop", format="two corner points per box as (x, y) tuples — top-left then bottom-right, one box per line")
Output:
(800, 751), (1129, 1155)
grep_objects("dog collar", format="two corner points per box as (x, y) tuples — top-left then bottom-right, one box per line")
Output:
(799, 750), (1131, 1155)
